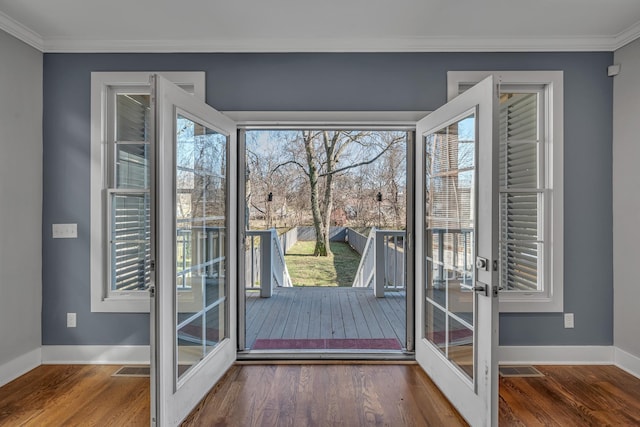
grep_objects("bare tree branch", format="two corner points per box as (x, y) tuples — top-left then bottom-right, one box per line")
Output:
(318, 136), (403, 177)
(251, 202), (266, 215)
(272, 160), (309, 177)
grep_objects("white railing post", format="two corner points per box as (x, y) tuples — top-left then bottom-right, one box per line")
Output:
(374, 230), (386, 298)
(260, 231), (273, 297)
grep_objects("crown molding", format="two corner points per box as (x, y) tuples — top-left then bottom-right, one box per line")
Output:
(613, 20), (640, 50)
(2, 14), (639, 53)
(0, 10), (44, 51)
(42, 35), (623, 53)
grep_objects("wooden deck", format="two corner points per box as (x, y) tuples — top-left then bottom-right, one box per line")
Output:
(244, 287), (406, 350)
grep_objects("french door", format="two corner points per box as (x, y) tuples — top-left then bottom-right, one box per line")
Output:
(150, 74), (238, 426)
(414, 76), (499, 426)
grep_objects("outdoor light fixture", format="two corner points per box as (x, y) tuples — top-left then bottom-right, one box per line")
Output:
(266, 192), (274, 228)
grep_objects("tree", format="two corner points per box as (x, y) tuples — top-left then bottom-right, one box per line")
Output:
(276, 130), (405, 256)
(246, 132), (298, 229)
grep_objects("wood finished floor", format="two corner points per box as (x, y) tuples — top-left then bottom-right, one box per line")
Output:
(0, 365), (149, 426)
(1, 363), (640, 426)
(245, 287), (406, 349)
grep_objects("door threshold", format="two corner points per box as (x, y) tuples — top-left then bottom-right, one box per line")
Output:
(237, 349), (415, 362)
(236, 359), (417, 365)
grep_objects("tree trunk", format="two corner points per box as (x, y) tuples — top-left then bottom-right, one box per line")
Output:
(320, 170), (333, 256)
(303, 132), (329, 256)
(318, 131), (338, 256)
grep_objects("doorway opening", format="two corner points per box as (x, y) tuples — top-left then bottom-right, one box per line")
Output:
(239, 128), (412, 356)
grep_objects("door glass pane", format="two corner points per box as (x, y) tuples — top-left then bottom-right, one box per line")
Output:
(175, 113), (228, 383)
(425, 111), (476, 382)
(425, 302), (447, 352)
(448, 316), (474, 380)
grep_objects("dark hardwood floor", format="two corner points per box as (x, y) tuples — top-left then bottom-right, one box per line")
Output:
(1, 363), (639, 426)
(0, 365), (149, 426)
(499, 365), (640, 426)
(183, 363), (465, 426)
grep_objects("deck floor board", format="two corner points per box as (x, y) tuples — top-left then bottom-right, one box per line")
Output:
(245, 287), (406, 349)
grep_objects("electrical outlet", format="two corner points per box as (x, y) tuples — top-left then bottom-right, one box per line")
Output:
(67, 312), (77, 328)
(564, 313), (574, 328)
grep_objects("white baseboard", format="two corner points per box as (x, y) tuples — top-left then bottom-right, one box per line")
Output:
(0, 347), (42, 387)
(614, 347), (640, 379)
(25, 345), (640, 380)
(41, 345), (150, 364)
(499, 345), (614, 365)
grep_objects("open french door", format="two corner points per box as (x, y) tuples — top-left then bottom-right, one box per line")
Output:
(150, 74), (238, 426)
(414, 76), (499, 426)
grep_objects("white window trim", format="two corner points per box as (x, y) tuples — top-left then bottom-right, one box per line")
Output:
(448, 71), (564, 313)
(90, 71), (205, 313)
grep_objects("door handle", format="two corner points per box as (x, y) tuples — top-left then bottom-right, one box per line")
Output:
(472, 282), (489, 297)
(473, 284), (503, 298)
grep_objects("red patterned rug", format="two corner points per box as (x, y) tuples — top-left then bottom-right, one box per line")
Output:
(252, 338), (402, 350)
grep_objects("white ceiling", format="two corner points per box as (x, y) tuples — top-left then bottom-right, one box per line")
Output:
(1, 0), (640, 52)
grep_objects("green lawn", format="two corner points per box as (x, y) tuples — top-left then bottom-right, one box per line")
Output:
(285, 241), (361, 287)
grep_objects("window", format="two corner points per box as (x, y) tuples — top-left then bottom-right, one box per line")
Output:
(91, 72), (205, 312)
(447, 71), (563, 312)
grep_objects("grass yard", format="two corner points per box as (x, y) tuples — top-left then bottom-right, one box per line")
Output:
(285, 241), (361, 287)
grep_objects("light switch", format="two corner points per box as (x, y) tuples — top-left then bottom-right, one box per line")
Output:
(52, 223), (78, 239)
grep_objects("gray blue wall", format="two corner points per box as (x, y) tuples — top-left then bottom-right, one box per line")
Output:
(42, 52), (613, 346)
(0, 31), (42, 373)
(613, 38), (640, 358)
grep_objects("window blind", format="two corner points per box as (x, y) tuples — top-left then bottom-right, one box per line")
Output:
(499, 93), (541, 291)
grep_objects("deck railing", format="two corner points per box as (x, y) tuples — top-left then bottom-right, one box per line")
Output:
(430, 228), (473, 289)
(350, 228), (406, 297)
(350, 228), (376, 289)
(176, 226), (225, 290)
(246, 229), (292, 297)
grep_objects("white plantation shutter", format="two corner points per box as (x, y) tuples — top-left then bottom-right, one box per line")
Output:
(499, 93), (543, 291)
(117, 94), (149, 142)
(110, 192), (151, 291)
(110, 94), (151, 292)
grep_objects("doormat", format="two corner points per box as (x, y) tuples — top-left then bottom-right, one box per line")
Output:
(499, 365), (545, 377)
(112, 366), (150, 377)
(252, 338), (402, 350)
